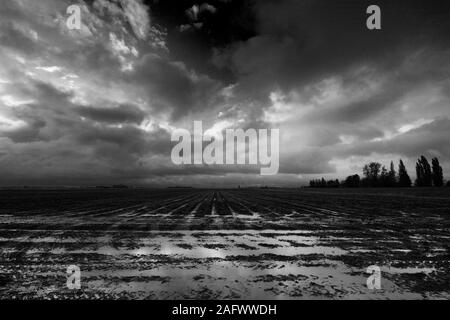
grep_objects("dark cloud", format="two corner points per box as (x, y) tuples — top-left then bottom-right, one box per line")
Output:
(0, 21), (40, 54)
(235, 0), (450, 89)
(339, 117), (450, 159)
(0, 77), (173, 185)
(75, 123), (171, 159)
(76, 104), (146, 124)
(149, 0), (257, 82)
(279, 151), (336, 175)
(3, 117), (46, 143)
(304, 86), (405, 125)
(129, 53), (222, 119)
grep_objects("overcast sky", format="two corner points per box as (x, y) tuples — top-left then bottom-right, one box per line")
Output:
(1, 0), (450, 187)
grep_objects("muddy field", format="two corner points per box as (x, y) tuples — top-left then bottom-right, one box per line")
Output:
(0, 188), (449, 299)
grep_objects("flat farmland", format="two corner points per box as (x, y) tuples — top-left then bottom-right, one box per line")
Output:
(0, 188), (449, 299)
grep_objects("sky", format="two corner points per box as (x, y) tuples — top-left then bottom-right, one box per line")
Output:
(0, 0), (450, 187)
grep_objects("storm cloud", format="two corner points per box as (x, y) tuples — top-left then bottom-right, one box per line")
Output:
(1, 0), (450, 186)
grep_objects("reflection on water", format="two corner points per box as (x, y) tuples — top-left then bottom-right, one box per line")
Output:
(37, 232), (348, 258)
(4, 229), (448, 299)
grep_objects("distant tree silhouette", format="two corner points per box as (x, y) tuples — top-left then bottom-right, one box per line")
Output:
(308, 156), (442, 189)
(447, 181), (450, 187)
(431, 157), (444, 187)
(309, 179), (326, 188)
(330, 179), (340, 188)
(309, 178), (340, 188)
(344, 174), (360, 188)
(388, 161), (397, 187)
(362, 162), (381, 187)
(379, 166), (389, 187)
(398, 159), (412, 187)
(415, 155), (432, 187)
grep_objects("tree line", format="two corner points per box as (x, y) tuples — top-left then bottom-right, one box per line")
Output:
(309, 155), (448, 188)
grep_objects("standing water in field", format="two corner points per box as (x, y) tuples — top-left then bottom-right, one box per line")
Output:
(1, 188), (449, 299)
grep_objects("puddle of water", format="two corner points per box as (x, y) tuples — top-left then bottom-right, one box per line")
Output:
(2, 235), (113, 244)
(236, 214), (260, 220)
(68, 236), (347, 258)
(386, 266), (436, 274)
(81, 260), (432, 299)
(15, 231), (348, 258)
(349, 249), (375, 253)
